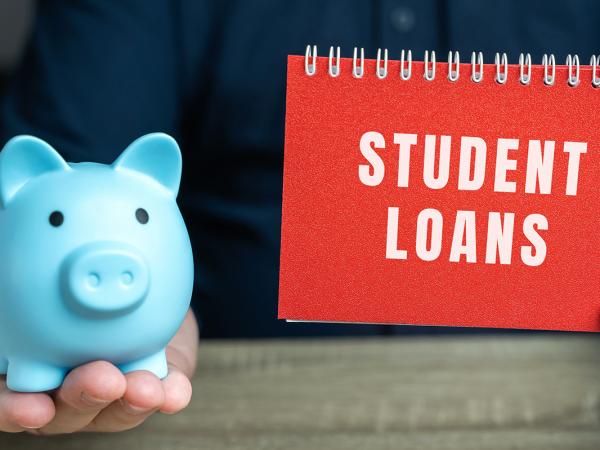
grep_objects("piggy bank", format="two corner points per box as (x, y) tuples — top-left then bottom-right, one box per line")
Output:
(0, 133), (194, 392)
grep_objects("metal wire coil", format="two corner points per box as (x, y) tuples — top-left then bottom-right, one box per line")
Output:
(304, 45), (596, 87)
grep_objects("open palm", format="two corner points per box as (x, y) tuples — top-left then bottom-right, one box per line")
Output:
(0, 310), (198, 434)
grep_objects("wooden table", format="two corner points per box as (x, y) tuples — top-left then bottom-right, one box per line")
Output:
(3, 335), (600, 449)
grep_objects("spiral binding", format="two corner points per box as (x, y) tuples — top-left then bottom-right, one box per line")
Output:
(304, 45), (600, 87)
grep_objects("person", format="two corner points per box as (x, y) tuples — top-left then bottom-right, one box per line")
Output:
(0, 0), (596, 435)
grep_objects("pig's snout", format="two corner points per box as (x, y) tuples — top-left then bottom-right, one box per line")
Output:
(61, 242), (150, 316)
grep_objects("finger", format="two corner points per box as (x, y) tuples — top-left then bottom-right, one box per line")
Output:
(159, 364), (192, 414)
(165, 309), (199, 379)
(83, 370), (165, 432)
(0, 378), (55, 432)
(37, 361), (126, 435)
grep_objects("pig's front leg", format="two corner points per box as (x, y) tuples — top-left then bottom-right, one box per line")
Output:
(6, 358), (66, 392)
(118, 348), (168, 379)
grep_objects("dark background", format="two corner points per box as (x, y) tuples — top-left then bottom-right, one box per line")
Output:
(0, 1), (33, 97)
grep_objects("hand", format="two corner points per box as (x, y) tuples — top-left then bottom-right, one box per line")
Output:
(0, 309), (199, 434)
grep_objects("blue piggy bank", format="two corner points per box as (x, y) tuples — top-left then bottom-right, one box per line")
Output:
(0, 133), (194, 392)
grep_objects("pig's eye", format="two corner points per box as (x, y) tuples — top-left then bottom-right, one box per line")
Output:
(135, 208), (149, 225)
(49, 211), (64, 227)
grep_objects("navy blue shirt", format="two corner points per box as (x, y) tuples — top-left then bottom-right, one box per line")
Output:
(1, 0), (598, 337)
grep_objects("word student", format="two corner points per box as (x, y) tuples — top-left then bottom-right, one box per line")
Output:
(358, 131), (587, 195)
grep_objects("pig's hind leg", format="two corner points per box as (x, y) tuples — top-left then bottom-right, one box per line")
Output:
(5, 358), (66, 392)
(119, 348), (168, 379)
(0, 357), (7, 375)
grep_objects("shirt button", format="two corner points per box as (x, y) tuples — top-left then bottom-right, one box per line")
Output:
(390, 6), (416, 33)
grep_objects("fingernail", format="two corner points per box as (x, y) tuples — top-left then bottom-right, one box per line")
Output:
(81, 391), (110, 407)
(120, 399), (151, 415)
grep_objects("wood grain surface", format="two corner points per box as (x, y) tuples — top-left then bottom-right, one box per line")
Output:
(2, 335), (600, 449)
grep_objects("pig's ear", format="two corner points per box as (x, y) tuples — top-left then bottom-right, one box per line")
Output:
(113, 133), (182, 197)
(0, 135), (70, 208)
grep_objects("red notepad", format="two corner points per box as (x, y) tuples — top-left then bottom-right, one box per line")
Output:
(279, 49), (600, 332)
